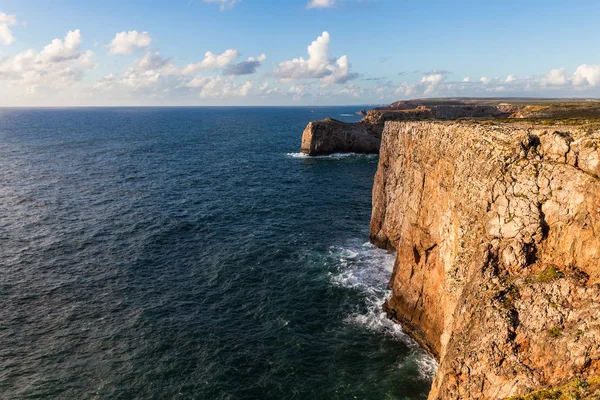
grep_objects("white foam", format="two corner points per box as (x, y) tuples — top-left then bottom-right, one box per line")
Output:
(329, 240), (438, 381)
(287, 152), (378, 159)
(415, 352), (438, 380)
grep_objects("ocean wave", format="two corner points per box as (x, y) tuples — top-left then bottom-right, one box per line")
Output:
(287, 152), (378, 159)
(329, 241), (438, 381)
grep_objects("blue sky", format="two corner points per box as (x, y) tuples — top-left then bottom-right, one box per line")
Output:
(1, 0), (600, 106)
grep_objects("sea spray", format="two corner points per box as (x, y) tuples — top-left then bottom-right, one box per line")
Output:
(329, 240), (438, 381)
(287, 152), (378, 159)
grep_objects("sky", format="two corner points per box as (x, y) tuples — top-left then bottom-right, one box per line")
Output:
(1, 0), (600, 106)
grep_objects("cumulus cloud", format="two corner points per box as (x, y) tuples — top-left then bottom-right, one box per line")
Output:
(573, 64), (600, 87)
(184, 75), (252, 97)
(273, 31), (357, 85)
(541, 68), (568, 86)
(389, 63), (600, 100)
(93, 73), (116, 90)
(93, 46), (246, 95)
(223, 54), (266, 76)
(288, 84), (310, 98)
(111, 51), (178, 89)
(0, 12), (17, 45)
(307, 0), (336, 8)
(0, 29), (96, 91)
(108, 31), (152, 55)
(257, 82), (280, 97)
(395, 82), (418, 97)
(420, 71), (448, 94)
(203, 0), (239, 11)
(181, 49), (239, 74)
(536, 65), (600, 88)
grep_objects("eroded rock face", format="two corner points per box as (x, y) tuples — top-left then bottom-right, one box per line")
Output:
(300, 118), (380, 155)
(371, 121), (600, 399)
(299, 103), (523, 156)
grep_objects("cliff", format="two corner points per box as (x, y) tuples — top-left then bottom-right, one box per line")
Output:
(299, 100), (524, 156)
(300, 117), (380, 155)
(370, 118), (600, 399)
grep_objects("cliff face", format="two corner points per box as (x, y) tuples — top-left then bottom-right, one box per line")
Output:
(371, 120), (600, 399)
(300, 118), (380, 155)
(299, 102), (522, 156)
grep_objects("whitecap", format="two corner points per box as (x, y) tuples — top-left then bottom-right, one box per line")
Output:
(286, 152), (378, 159)
(415, 352), (438, 380)
(329, 240), (438, 380)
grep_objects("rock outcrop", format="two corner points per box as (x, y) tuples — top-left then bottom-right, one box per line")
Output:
(370, 119), (600, 399)
(300, 118), (380, 155)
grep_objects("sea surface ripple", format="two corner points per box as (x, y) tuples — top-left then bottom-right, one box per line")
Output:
(0, 107), (434, 399)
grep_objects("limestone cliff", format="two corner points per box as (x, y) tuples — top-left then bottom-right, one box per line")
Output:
(300, 100), (522, 156)
(300, 118), (380, 155)
(371, 119), (600, 399)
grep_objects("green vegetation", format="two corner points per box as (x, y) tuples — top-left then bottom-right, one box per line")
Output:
(497, 285), (521, 310)
(506, 377), (600, 399)
(537, 266), (564, 283)
(548, 326), (563, 338)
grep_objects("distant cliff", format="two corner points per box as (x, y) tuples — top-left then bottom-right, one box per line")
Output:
(299, 100), (523, 156)
(371, 118), (600, 399)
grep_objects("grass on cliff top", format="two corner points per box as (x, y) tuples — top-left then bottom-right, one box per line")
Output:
(506, 377), (600, 400)
(441, 117), (600, 129)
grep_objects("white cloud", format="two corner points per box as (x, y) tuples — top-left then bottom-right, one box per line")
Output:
(121, 70), (161, 88)
(462, 76), (471, 83)
(321, 55), (355, 84)
(505, 74), (517, 83)
(115, 52), (178, 89)
(480, 76), (490, 84)
(258, 82), (280, 96)
(274, 31), (357, 85)
(93, 73), (116, 90)
(541, 68), (568, 86)
(203, 0), (239, 11)
(95, 43), (256, 100)
(395, 82), (418, 97)
(307, 0), (336, 8)
(181, 49), (239, 74)
(223, 54), (267, 76)
(421, 72), (447, 94)
(185, 75), (252, 98)
(108, 31), (152, 55)
(99, 48), (240, 91)
(0, 12), (17, 45)
(0, 29), (96, 91)
(573, 64), (600, 87)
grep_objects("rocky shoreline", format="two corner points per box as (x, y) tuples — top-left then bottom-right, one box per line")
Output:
(301, 99), (600, 399)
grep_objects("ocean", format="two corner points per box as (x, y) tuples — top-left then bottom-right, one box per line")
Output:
(0, 107), (434, 399)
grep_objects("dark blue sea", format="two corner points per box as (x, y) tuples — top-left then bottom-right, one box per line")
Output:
(0, 107), (434, 399)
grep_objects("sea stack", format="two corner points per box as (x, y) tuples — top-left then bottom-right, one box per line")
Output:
(300, 118), (380, 156)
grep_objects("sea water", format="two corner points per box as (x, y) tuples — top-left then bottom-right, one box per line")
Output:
(0, 107), (435, 399)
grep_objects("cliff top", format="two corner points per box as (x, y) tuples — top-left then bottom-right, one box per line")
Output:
(372, 98), (600, 122)
(300, 98), (600, 156)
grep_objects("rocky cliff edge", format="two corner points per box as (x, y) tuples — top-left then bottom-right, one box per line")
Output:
(300, 100), (524, 156)
(371, 118), (600, 399)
